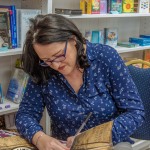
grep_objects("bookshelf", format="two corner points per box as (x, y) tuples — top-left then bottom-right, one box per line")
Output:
(0, 99), (19, 116)
(0, 0), (51, 135)
(1, 46), (150, 57)
(117, 45), (150, 53)
(0, 48), (22, 57)
(0, 0), (150, 149)
(63, 13), (150, 19)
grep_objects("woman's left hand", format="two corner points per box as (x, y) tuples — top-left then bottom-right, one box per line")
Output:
(66, 136), (75, 148)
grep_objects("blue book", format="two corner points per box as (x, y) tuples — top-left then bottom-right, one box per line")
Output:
(10, 5), (17, 48)
(140, 35), (150, 39)
(92, 31), (100, 43)
(129, 37), (150, 46)
(0, 83), (4, 104)
(0, 5), (16, 48)
(91, 30), (104, 44)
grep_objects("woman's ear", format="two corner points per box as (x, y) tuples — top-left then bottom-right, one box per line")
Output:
(70, 36), (77, 46)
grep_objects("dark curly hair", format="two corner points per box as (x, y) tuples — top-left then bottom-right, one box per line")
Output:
(21, 14), (90, 84)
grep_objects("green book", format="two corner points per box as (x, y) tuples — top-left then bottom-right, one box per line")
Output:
(117, 42), (139, 48)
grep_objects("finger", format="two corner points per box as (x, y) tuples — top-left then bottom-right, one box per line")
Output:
(51, 143), (67, 150)
(66, 137), (74, 148)
(55, 140), (69, 150)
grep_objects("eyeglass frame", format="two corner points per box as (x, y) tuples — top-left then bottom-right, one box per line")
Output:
(39, 40), (68, 67)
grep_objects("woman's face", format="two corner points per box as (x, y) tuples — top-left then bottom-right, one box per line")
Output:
(34, 39), (77, 76)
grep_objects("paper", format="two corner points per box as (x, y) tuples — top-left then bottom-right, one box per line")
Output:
(71, 121), (113, 150)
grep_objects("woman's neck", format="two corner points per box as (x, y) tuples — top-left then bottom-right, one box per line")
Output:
(64, 67), (84, 94)
(64, 66), (83, 79)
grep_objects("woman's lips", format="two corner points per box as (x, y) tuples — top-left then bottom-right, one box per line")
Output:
(58, 65), (65, 70)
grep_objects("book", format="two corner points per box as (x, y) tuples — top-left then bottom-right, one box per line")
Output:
(91, 31), (99, 43)
(129, 37), (150, 46)
(91, 30), (104, 44)
(99, 30), (104, 44)
(122, 0), (134, 13)
(134, 0), (139, 12)
(10, 5), (17, 48)
(0, 83), (4, 104)
(107, 0), (111, 13)
(143, 49), (150, 68)
(91, 0), (100, 14)
(140, 34), (150, 38)
(138, 0), (149, 13)
(85, 30), (92, 42)
(117, 42), (139, 48)
(0, 10), (11, 50)
(104, 28), (118, 47)
(0, 5), (17, 48)
(71, 121), (113, 150)
(110, 0), (122, 14)
(80, 0), (86, 14)
(0, 7), (14, 48)
(100, 0), (107, 14)
(86, 0), (92, 14)
(0, 116), (5, 129)
(55, 8), (82, 15)
(17, 9), (41, 48)
(6, 68), (29, 104)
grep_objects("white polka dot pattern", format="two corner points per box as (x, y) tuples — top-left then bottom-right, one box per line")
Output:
(15, 41), (145, 145)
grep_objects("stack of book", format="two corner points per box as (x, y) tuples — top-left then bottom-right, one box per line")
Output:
(85, 27), (118, 48)
(0, 5), (41, 51)
(129, 37), (150, 46)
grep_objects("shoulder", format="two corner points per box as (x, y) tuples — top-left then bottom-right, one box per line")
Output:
(86, 41), (120, 65)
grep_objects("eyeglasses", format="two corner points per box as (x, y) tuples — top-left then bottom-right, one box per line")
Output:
(39, 40), (68, 67)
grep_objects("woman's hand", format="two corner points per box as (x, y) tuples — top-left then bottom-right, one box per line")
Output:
(33, 132), (69, 150)
(37, 134), (69, 150)
(66, 136), (75, 148)
(66, 133), (81, 148)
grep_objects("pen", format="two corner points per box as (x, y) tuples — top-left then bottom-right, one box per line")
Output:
(75, 112), (92, 136)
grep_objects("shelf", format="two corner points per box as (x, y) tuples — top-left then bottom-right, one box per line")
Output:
(0, 99), (19, 116)
(0, 48), (22, 57)
(62, 13), (150, 19)
(0, 46), (150, 57)
(116, 46), (150, 53)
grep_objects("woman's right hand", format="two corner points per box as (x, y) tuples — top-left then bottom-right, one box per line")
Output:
(33, 132), (69, 150)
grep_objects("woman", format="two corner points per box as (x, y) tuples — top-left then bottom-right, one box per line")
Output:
(15, 14), (145, 150)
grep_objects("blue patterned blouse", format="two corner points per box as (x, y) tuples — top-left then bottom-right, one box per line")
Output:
(15, 41), (145, 145)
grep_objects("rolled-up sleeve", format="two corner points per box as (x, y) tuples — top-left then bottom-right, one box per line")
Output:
(101, 46), (145, 145)
(15, 78), (45, 142)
